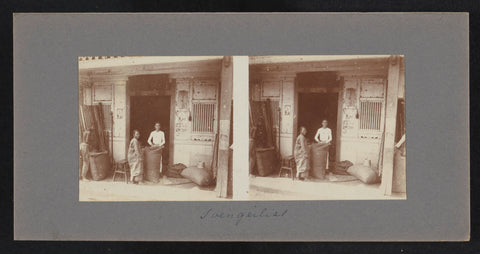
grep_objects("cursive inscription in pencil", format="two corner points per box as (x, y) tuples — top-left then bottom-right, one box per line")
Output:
(200, 207), (288, 226)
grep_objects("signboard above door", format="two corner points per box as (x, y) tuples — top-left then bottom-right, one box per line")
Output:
(192, 80), (217, 100)
(360, 78), (385, 98)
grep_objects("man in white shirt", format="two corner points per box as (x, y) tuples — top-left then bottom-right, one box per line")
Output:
(147, 122), (166, 175)
(314, 120), (332, 144)
(314, 120), (332, 170)
(148, 122), (165, 148)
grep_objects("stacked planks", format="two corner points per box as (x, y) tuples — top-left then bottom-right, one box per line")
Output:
(250, 100), (276, 149)
(250, 101), (268, 148)
(79, 103), (111, 153)
(249, 99), (278, 176)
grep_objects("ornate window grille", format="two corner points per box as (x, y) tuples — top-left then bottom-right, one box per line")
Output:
(192, 102), (216, 133)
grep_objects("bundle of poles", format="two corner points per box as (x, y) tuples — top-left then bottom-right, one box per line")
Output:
(79, 103), (111, 154)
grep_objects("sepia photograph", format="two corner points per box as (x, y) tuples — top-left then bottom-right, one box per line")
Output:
(78, 55), (406, 201)
(248, 55), (406, 200)
(79, 56), (236, 201)
(15, 12), (469, 242)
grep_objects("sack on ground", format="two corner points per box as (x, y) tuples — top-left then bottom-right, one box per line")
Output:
(166, 163), (187, 178)
(180, 166), (214, 186)
(169, 163), (187, 173)
(347, 164), (378, 184)
(165, 171), (183, 178)
(255, 147), (276, 176)
(332, 160), (353, 175)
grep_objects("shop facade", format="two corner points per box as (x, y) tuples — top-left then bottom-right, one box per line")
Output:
(79, 56), (226, 169)
(249, 55), (406, 194)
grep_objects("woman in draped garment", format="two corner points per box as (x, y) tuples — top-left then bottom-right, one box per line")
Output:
(128, 130), (144, 184)
(294, 126), (309, 180)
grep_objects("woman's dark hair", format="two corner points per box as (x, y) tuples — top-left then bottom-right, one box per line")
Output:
(299, 126), (306, 133)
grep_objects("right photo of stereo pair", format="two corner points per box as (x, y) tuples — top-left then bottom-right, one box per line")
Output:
(248, 55), (406, 200)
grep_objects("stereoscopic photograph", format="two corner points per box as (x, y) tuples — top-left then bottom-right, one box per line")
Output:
(15, 12), (469, 242)
(78, 55), (406, 201)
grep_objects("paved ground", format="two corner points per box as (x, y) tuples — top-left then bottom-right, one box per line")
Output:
(79, 176), (224, 201)
(80, 174), (405, 201)
(249, 174), (406, 200)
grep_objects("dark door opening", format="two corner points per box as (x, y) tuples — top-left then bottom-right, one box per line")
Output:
(297, 92), (338, 164)
(130, 96), (171, 165)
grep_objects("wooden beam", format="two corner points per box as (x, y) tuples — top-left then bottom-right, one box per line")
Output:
(337, 69), (388, 77)
(79, 59), (222, 77)
(250, 63), (388, 75)
(249, 69), (387, 82)
(216, 56), (233, 198)
(250, 68), (388, 82)
(249, 55), (391, 65)
(250, 58), (389, 74)
(79, 56), (223, 70)
(87, 71), (221, 83)
(336, 79), (344, 162)
(168, 71), (221, 80)
(381, 55), (401, 195)
(85, 65), (221, 78)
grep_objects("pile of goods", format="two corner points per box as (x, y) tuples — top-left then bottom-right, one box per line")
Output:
(310, 143), (329, 179)
(162, 163), (214, 187)
(180, 166), (214, 187)
(249, 99), (279, 176)
(143, 146), (163, 183)
(79, 104), (112, 181)
(346, 160), (379, 184)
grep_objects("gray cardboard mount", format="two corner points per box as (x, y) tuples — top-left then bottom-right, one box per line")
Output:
(14, 13), (469, 241)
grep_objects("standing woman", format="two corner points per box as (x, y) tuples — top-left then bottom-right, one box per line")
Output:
(294, 126), (309, 180)
(128, 130), (144, 184)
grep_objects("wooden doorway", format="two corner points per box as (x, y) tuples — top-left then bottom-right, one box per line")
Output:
(126, 74), (175, 167)
(130, 95), (171, 166)
(297, 92), (339, 164)
(294, 71), (341, 167)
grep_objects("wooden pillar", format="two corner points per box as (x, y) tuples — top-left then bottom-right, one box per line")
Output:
(112, 78), (128, 162)
(292, 77), (298, 153)
(381, 55), (401, 195)
(216, 56), (233, 198)
(336, 78), (344, 163)
(232, 56), (249, 200)
(168, 78), (176, 168)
